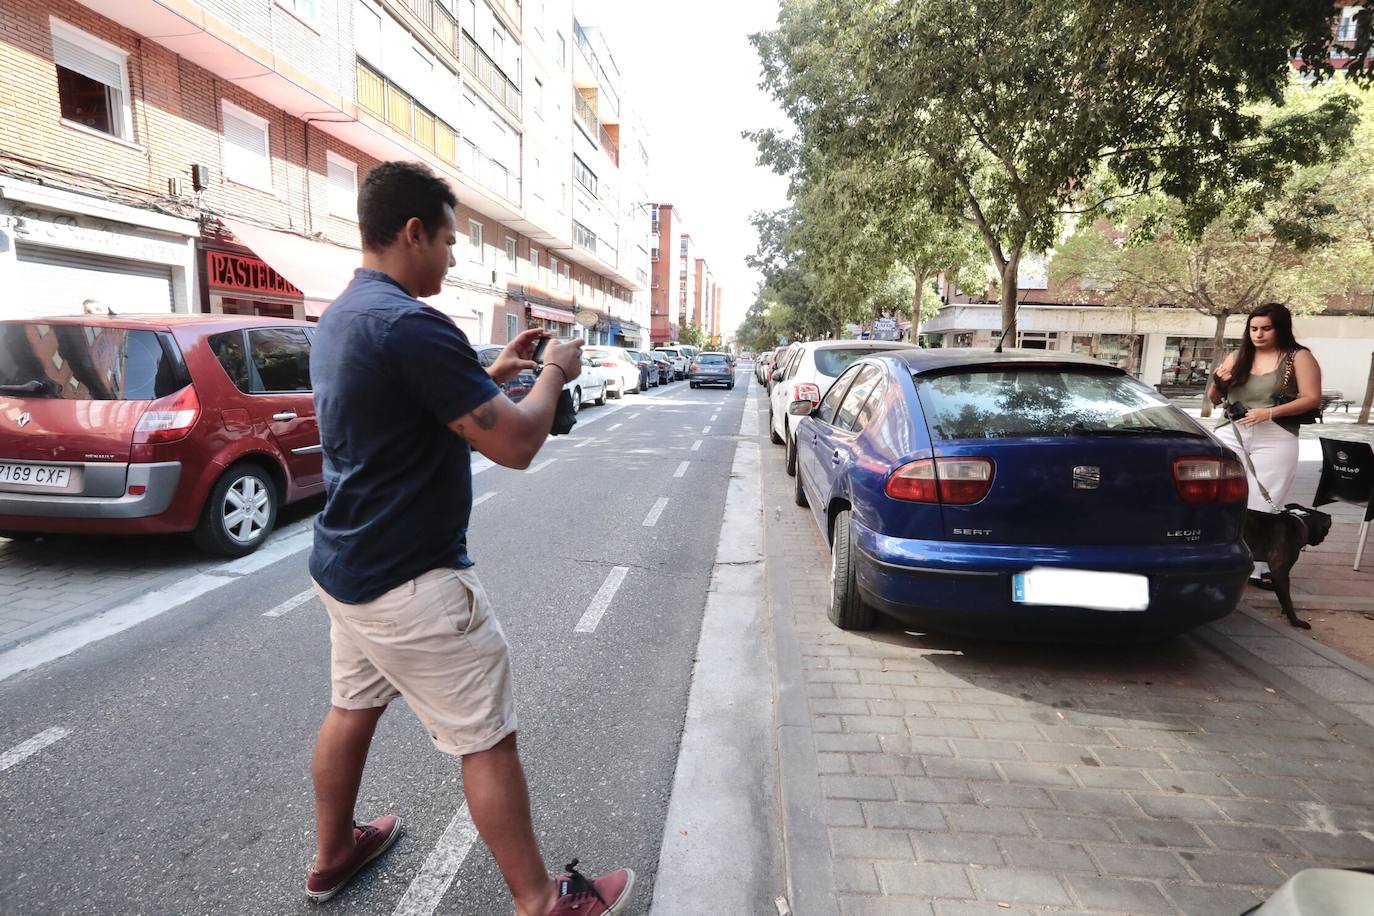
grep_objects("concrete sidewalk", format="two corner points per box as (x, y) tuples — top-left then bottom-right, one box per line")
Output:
(760, 396), (1374, 916)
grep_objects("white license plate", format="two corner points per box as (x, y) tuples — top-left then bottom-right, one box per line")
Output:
(0, 463), (71, 489)
(1012, 567), (1149, 612)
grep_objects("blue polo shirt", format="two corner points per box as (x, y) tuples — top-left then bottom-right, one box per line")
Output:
(309, 268), (500, 604)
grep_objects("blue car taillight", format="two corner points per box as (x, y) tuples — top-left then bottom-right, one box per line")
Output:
(885, 457), (995, 505)
(1173, 457), (1248, 504)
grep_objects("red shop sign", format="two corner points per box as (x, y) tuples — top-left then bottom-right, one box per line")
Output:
(206, 250), (302, 296)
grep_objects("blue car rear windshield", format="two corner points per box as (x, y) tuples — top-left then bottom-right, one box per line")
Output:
(699, 354), (727, 364)
(916, 367), (1198, 440)
(814, 346), (903, 377)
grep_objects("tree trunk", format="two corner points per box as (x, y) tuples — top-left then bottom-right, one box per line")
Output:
(1199, 310), (1231, 419)
(911, 268), (929, 343)
(999, 253), (1020, 346)
(1359, 349), (1373, 425)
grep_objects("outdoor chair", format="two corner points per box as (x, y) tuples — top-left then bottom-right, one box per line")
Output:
(1314, 437), (1374, 571)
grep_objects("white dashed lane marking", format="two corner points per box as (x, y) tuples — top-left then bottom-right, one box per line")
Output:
(573, 437), (598, 449)
(674, 461), (689, 478)
(702, 426), (711, 434)
(262, 588), (316, 618)
(608, 423), (623, 431)
(472, 491), (496, 507)
(0, 727), (69, 774)
(642, 497), (670, 527)
(390, 803), (478, 916)
(528, 458), (557, 474)
(575, 566), (630, 634)
(690, 440), (702, 451)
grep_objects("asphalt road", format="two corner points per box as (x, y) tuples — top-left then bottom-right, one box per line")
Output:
(0, 373), (748, 915)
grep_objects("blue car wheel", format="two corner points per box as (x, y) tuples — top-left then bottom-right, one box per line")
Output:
(829, 509), (876, 631)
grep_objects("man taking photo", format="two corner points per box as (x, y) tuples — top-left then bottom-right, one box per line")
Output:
(304, 160), (634, 916)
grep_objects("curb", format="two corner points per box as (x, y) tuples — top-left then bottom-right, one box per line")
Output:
(1238, 600), (1374, 686)
(761, 399), (840, 916)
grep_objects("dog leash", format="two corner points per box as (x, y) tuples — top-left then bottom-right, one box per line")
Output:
(1232, 423), (1312, 544)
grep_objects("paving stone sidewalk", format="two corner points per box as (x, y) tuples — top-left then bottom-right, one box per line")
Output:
(760, 404), (1374, 916)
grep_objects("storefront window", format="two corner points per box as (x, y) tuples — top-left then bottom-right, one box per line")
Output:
(1161, 336), (1237, 387)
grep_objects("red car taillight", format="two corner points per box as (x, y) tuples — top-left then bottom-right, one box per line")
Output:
(1173, 457), (1248, 504)
(689, 362), (700, 372)
(793, 382), (821, 406)
(885, 458), (995, 505)
(599, 360), (616, 368)
(133, 384), (201, 444)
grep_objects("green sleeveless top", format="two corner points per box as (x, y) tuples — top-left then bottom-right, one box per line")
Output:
(1215, 352), (1301, 436)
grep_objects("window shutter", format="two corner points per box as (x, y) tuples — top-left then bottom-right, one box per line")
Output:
(52, 34), (123, 88)
(327, 157), (356, 217)
(223, 108), (269, 186)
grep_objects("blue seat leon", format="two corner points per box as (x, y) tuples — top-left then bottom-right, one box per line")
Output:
(789, 349), (1252, 640)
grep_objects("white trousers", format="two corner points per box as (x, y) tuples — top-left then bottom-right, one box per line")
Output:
(1214, 420), (1300, 576)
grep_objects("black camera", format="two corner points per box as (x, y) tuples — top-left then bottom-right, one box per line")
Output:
(530, 337), (577, 436)
(1223, 401), (1248, 422)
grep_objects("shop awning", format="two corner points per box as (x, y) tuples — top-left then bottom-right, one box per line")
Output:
(529, 304), (576, 323)
(220, 218), (360, 317)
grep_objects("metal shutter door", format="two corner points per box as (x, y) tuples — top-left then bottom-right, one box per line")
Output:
(14, 245), (174, 318)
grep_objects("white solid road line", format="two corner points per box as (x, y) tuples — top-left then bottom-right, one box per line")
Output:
(262, 588), (317, 618)
(0, 726), (69, 773)
(575, 566), (630, 634)
(674, 461), (690, 478)
(472, 491), (497, 507)
(528, 458), (557, 474)
(642, 497), (670, 527)
(390, 803), (479, 916)
(690, 440), (702, 452)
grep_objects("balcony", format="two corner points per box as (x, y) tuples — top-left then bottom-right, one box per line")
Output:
(357, 60), (459, 168)
(574, 91), (598, 138)
(393, 0), (521, 119)
(573, 91), (619, 168)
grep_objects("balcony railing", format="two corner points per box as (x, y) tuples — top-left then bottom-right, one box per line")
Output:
(395, 0), (522, 119)
(599, 125), (619, 166)
(357, 60), (459, 169)
(460, 29), (521, 118)
(491, 0), (521, 30)
(573, 91), (598, 137)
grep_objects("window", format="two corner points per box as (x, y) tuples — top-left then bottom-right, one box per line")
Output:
(506, 313), (518, 341)
(853, 377), (888, 432)
(651, 248), (660, 261)
(820, 363), (860, 424)
(277, 0), (317, 23)
(534, 78), (544, 117)
(221, 100), (271, 190)
(325, 152), (357, 220)
(574, 221), (597, 251)
(51, 19), (133, 141)
(916, 367), (1195, 441)
(468, 219), (483, 261)
(1340, 5), (1361, 41)
(247, 327), (311, 392)
(505, 237), (517, 274)
(0, 324), (188, 400)
(834, 366), (882, 431)
(573, 156), (597, 196)
(209, 331), (251, 392)
(555, 31), (566, 67)
(530, 247), (541, 279)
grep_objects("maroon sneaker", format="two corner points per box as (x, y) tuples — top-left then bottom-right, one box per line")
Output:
(306, 815), (402, 902)
(547, 859), (635, 915)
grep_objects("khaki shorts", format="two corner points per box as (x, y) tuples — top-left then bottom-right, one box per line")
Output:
(314, 567), (517, 756)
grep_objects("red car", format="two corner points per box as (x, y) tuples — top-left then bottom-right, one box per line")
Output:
(0, 315), (323, 555)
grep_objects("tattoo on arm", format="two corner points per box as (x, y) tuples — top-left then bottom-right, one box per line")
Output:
(471, 402), (499, 431)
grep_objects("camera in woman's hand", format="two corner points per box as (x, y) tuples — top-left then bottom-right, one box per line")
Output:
(1223, 401), (1248, 422)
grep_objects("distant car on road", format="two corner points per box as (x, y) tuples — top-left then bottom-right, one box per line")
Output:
(0, 315), (324, 556)
(654, 347), (689, 380)
(788, 348), (1251, 638)
(625, 349), (659, 389)
(475, 344), (606, 412)
(688, 352), (735, 389)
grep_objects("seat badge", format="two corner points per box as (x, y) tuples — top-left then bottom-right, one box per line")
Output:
(1072, 465), (1100, 490)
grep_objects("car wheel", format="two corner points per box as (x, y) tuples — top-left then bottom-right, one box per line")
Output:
(193, 463), (278, 557)
(785, 430), (798, 478)
(769, 407), (784, 445)
(793, 459), (808, 508)
(690, 382), (698, 389)
(728, 382), (735, 390)
(0, 530), (41, 542)
(571, 387), (581, 414)
(829, 509), (876, 631)
(595, 386), (607, 406)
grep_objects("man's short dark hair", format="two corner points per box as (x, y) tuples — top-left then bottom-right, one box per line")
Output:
(357, 161), (458, 251)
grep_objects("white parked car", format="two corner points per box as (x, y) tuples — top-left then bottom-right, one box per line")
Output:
(585, 346), (643, 398)
(569, 354), (608, 411)
(768, 340), (919, 476)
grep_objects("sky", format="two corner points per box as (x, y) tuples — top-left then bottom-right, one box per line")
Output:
(574, 0), (792, 338)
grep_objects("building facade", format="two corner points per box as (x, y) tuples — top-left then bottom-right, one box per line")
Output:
(0, 0), (654, 346)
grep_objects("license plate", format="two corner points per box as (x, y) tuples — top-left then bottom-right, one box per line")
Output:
(0, 463), (71, 489)
(1012, 567), (1149, 612)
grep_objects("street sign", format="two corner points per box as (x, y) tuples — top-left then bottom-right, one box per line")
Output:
(574, 309), (598, 328)
(873, 317), (897, 332)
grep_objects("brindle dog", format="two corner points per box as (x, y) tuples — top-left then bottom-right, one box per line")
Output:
(1243, 505), (1334, 629)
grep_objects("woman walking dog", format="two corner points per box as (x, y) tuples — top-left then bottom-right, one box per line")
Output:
(1208, 303), (1324, 589)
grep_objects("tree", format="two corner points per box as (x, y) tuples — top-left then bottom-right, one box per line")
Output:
(1052, 185), (1357, 414)
(753, 0), (1366, 341)
(677, 322), (706, 348)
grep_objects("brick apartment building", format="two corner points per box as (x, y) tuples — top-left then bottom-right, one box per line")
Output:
(0, 0), (654, 346)
(648, 202), (679, 344)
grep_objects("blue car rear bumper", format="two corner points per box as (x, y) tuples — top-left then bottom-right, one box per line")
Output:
(850, 519), (1252, 639)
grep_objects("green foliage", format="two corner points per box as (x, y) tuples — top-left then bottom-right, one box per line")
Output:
(752, 0), (1367, 337)
(677, 322), (707, 348)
